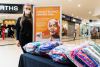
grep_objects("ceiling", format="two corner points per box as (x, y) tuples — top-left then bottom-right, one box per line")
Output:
(0, 0), (100, 20)
(33, 0), (100, 20)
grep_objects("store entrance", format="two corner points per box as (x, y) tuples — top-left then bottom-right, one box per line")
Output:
(62, 20), (76, 42)
(0, 3), (23, 40)
(0, 19), (16, 38)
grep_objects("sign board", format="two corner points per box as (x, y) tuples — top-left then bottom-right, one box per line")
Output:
(33, 6), (62, 42)
(0, 4), (23, 14)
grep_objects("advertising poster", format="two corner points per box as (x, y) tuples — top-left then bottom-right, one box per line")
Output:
(33, 6), (61, 42)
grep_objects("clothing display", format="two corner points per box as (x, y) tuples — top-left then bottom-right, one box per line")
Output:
(83, 47), (100, 65)
(76, 50), (97, 67)
(23, 41), (62, 56)
(34, 41), (62, 55)
(69, 41), (100, 67)
(22, 40), (100, 67)
(69, 49), (83, 67)
(49, 45), (71, 64)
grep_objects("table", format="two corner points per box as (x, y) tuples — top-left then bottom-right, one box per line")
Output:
(18, 53), (76, 67)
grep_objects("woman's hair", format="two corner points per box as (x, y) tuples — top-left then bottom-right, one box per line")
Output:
(20, 4), (33, 27)
(22, 11), (32, 21)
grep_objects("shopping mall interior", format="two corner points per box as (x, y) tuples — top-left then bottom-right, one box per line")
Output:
(0, 0), (100, 67)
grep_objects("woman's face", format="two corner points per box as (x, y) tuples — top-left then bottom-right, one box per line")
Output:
(48, 20), (59, 36)
(24, 5), (32, 15)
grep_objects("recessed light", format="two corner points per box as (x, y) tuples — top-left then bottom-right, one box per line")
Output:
(71, 14), (74, 16)
(77, 4), (81, 7)
(76, 16), (79, 18)
(68, 0), (72, 2)
(88, 11), (92, 14)
(72, 19), (76, 22)
(80, 18), (83, 20)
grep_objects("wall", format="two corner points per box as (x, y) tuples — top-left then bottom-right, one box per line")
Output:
(0, 0), (33, 4)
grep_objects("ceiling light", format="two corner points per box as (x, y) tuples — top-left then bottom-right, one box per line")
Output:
(71, 14), (74, 16)
(88, 11), (92, 14)
(77, 4), (81, 7)
(68, 0), (72, 2)
(80, 18), (83, 20)
(76, 16), (79, 18)
(72, 19), (76, 22)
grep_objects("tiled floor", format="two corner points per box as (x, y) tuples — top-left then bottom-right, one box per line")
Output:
(63, 38), (100, 46)
(0, 38), (22, 67)
(0, 45), (22, 67)
(0, 38), (100, 67)
(0, 38), (16, 45)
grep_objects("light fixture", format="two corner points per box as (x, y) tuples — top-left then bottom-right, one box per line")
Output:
(80, 18), (83, 20)
(68, 0), (72, 2)
(77, 4), (81, 7)
(76, 16), (79, 18)
(88, 11), (92, 14)
(71, 14), (74, 16)
(72, 18), (76, 22)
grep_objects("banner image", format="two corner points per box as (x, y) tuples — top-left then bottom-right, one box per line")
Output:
(34, 6), (61, 42)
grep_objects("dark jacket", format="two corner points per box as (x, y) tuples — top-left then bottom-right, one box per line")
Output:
(16, 17), (32, 46)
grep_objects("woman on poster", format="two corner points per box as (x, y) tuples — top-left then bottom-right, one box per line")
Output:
(48, 19), (60, 41)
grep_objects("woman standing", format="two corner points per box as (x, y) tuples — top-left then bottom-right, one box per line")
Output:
(16, 4), (33, 53)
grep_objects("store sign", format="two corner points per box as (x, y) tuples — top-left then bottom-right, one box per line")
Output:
(33, 6), (62, 42)
(0, 4), (23, 14)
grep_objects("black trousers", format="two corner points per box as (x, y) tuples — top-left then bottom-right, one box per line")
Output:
(19, 34), (32, 53)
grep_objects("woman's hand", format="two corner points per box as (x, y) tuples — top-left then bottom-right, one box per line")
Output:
(16, 40), (20, 47)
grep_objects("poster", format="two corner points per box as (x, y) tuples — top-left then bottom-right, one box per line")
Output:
(33, 6), (61, 42)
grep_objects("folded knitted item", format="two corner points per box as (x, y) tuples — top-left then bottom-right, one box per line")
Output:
(23, 42), (42, 52)
(89, 46), (100, 57)
(76, 50), (97, 67)
(81, 49), (98, 67)
(74, 54), (88, 67)
(49, 45), (71, 64)
(34, 41), (62, 56)
(91, 44), (100, 53)
(82, 47), (100, 64)
(69, 48), (83, 67)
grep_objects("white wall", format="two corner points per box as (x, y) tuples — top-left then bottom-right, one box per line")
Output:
(0, 0), (33, 4)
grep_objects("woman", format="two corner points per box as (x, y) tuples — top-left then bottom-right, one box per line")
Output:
(48, 19), (60, 41)
(16, 4), (33, 53)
